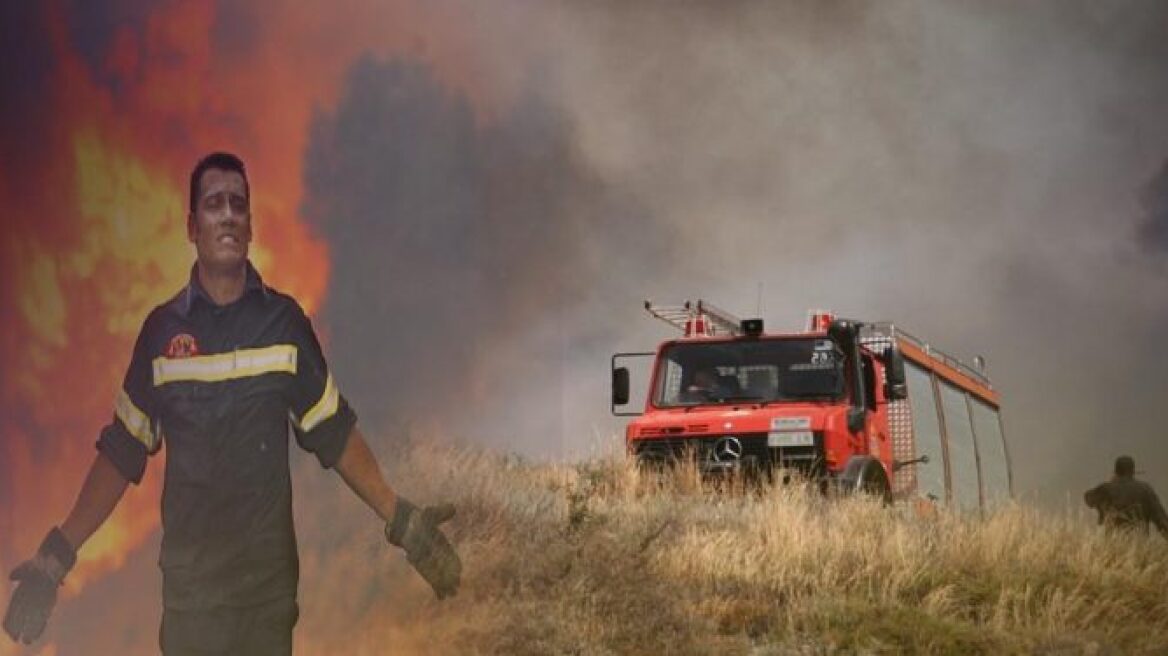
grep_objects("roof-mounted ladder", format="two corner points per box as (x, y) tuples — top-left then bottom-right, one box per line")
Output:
(643, 299), (743, 337)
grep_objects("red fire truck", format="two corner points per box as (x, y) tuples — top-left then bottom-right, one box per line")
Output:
(611, 301), (1012, 511)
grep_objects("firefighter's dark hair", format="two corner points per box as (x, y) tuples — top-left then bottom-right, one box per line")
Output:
(1115, 455), (1135, 477)
(189, 152), (249, 214)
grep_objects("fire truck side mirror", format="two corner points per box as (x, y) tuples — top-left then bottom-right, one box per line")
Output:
(883, 346), (908, 401)
(612, 367), (631, 406)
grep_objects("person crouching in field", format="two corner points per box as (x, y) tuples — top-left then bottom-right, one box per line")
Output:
(1084, 455), (1168, 539)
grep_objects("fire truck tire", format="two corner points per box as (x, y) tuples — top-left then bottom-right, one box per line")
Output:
(836, 456), (892, 505)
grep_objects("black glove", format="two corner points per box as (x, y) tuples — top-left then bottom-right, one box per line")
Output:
(385, 499), (461, 600)
(4, 527), (76, 644)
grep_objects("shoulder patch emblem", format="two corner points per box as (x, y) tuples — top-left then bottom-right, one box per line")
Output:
(166, 333), (200, 359)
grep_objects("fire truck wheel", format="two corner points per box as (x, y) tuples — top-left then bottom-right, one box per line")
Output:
(836, 456), (892, 506)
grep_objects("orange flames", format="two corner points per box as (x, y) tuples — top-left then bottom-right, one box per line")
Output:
(2, 1), (492, 653)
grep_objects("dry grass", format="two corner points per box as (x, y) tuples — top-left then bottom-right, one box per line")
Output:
(317, 441), (1168, 655)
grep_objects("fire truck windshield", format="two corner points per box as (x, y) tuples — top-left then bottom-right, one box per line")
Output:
(653, 338), (845, 407)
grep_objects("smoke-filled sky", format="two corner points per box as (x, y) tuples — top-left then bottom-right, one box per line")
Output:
(2, 1), (1168, 653)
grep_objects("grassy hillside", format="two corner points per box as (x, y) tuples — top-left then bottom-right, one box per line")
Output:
(299, 442), (1168, 655)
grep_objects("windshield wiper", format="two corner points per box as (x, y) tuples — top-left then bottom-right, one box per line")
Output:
(710, 394), (766, 403)
(761, 391), (839, 405)
(780, 386), (843, 397)
(672, 394), (765, 407)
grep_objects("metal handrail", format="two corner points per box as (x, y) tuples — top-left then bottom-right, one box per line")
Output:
(862, 322), (992, 389)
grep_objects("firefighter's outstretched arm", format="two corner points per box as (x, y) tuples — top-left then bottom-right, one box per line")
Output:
(334, 426), (461, 599)
(4, 452), (129, 644)
(60, 451), (131, 547)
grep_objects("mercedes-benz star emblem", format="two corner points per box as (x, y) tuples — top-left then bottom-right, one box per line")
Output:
(711, 436), (743, 462)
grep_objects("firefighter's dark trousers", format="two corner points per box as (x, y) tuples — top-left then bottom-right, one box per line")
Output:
(160, 596), (298, 656)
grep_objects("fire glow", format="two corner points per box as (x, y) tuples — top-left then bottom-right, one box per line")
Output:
(1, 2), (491, 653)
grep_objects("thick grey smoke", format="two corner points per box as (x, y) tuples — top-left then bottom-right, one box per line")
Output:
(1139, 160), (1168, 254)
(10, 2), (1168, 653)
(299, 1), (1168, 503)
(301, 57), (675, 455)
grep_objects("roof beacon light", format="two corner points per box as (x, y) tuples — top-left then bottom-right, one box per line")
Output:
(741, 318), (764, 337)
(685, 313), (711, 337)
(807, 309), (835, 332)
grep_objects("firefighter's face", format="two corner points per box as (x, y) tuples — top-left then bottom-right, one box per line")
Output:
(189, 168), (252, 271)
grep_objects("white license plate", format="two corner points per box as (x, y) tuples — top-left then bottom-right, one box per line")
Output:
(768, 431), (815, 447)
(771, 416), (811, 431)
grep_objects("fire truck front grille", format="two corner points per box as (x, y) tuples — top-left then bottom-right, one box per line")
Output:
(631, 433), (824, 472)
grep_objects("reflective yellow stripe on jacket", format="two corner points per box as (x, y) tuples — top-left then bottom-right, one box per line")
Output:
(152, 345), (298, 385)
(115, 388), (158, 452)
(295, 373), (339, 432)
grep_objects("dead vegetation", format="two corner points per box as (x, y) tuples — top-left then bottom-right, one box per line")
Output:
(300, 441), (1168, 655)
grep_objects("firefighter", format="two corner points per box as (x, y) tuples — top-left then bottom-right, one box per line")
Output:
(3, 152), (461, 654)
(1083, 455), (1168, 539)
(683, 367), (724, 402)
(691, 368), (720, 394)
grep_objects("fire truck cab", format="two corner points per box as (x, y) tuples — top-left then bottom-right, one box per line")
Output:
(612, 301), (1012, 511)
